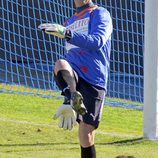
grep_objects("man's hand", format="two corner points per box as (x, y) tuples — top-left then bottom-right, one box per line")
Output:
(38, 23), (66, 38)
(53, 104), (77, 130)
(71, 91), (87, 115)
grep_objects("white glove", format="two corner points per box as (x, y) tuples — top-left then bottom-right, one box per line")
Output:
(53, 104), (77, 130)
(38, 23), (66, 38)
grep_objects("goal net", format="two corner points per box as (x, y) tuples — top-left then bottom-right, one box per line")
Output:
(0, 0), (144, 109)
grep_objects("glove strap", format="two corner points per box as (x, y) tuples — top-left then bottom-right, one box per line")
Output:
(65, 29), (72, 41)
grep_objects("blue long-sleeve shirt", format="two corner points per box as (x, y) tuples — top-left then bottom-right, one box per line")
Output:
(64, 4), (113, 91)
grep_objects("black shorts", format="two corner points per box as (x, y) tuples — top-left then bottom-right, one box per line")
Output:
(73, 71), (106, 129)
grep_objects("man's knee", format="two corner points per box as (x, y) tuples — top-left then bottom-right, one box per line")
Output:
(54, 59), (66, 73)
(54, 59), (71, 75)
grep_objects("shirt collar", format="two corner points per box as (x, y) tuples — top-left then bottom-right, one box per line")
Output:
(76, 2), (94, 13)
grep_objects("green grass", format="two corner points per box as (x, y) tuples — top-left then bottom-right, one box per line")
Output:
(0, 93), (158, 158)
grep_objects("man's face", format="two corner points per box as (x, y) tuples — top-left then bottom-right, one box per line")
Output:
(74, 0), (91, 7)
(74, 0), (84, 7)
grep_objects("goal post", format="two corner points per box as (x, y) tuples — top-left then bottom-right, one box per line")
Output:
(143, 0), (158, 140)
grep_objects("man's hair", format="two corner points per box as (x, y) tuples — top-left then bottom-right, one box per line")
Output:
(116, 156), (136, 158)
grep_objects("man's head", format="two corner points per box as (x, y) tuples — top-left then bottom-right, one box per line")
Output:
(74, 0), (92, 7)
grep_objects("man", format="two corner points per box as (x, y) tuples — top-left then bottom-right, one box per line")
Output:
(38, 0), (113, 157)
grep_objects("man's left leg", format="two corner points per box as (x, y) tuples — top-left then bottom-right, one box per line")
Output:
(76, 79), (106, 158)
(79, 121), (96, 158)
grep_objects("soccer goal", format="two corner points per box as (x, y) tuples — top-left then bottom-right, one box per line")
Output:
(0, 0), (144, 109)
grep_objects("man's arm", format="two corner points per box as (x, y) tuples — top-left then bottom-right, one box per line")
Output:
(38, 8), (113, 51)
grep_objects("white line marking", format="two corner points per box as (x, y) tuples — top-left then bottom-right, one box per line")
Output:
(0, 118), (140, 138)
(0, 118), (54, 127)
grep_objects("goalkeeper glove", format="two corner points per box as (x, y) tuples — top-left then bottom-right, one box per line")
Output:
(38, 23), (66, 38)
(71, 91), (87, 115)
(53, 104), (77, 130)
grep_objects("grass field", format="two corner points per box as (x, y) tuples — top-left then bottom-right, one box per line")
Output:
(0, 92), (158, 158)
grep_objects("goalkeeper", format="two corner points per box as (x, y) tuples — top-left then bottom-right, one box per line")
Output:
(38, 0), (113, 158)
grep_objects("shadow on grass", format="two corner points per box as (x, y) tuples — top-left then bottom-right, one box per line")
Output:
(0, 137), (144, 148)
(97, 137), (144, 146)
(0, 142), (78, 147)
(0, 142), (79, 153)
